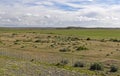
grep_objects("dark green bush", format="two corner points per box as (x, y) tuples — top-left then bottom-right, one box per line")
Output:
(110, 65), (118, 72)
(90, 63), (103, 71)
(73, 61), (85, 67)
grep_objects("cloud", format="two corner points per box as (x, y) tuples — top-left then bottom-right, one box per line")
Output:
(0, 0), (120, 27)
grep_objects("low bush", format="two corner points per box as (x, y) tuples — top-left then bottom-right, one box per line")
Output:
(21, 46), (24, 48)
(56, 59), (69, 66)
(15, 39), (20, 42)
(100, 39), (106, 42)
(59, 48), (70, 52)
(0, 40), (2, 43)
(110, 65), (118, 72)
(106, 54), (110, 56)
(73, 61), (85, 67)
(86, 37), (91, 40)
(23, 39), (32, 42)
(12, 33), (17, 36)
(90, 63), (103, 71)
(14, 42), (18, 45)
(34, 39), (41, 43)
(109, 39), (120, 42)
(76, 46), (88, 51)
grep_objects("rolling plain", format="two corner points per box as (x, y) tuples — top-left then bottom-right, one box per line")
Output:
(0, 28), (120, 76)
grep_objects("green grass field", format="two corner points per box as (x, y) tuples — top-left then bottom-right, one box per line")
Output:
(0, 28), (120, 76)
(0, 28), (120, 39)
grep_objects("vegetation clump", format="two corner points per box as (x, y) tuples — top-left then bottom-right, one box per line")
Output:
(59, 48), (71, 52)
(0, 40), (2, 44)
(15, 39), (20, 42)
(56, 59), (69, 66)
(76, 46), (88, 51)
(86, 37), (91, 40)
(73, 61), (85, 67)
(71, 37), (80, 41)
(12, 33), (17, 36)
(106, 54), (110, 56)
(110, 65), (118, 72)
(34, 39), (41, 43)
(23, 39), (32, 42)
(100, 39), (106, 42)
(21, 46), (24, 48)
(90, 63), (103, 71)
(109, 39), (120, 42)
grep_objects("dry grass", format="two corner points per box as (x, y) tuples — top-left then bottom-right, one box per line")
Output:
(0, 29), (120, 76)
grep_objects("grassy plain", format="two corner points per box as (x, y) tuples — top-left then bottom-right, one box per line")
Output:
(0, 28), (120, 76)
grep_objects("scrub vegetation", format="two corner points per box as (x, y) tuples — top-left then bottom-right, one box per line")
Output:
(0, 28), (120, 76)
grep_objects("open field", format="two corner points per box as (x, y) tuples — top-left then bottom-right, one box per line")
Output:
(0, 28), (120, 76)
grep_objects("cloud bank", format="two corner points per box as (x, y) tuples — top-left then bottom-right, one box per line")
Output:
(0, 0), (120, 27)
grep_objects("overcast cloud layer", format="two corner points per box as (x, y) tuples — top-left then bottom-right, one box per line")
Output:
(0, 0), (120, 27)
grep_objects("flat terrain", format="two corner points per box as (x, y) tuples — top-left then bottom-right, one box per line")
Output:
(0, 28), (120, 76)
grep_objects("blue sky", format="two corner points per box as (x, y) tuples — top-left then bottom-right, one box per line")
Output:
(0, 0), (120, 27)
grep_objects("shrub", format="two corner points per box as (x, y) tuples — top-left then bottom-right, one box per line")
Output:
(109, 39), (120, 42)
(12, 33), (17, 36)
(23, 39), (32, 42)
(56, 59), (69, 66)
(73, 61), (85, 67)
(86, 37), (91, 40)
(59, 48), (70, 52)
(61, 60), (69, 65)
(111, 52), (113, 54)
(30, 59), (34, 62)
(71, 37), (80, 41)
(15, 39), (20, 42)
(100, 39), (106, 42)
(110, 65), (118, 72)
(14, 42), (18, 45)
(116, 49), (120, 51)
(34, 39), (41, 43)
(0, 41), (2, 44)
(90, 63), (103, 71)
(47, 36), (51, 38)
(76, 46), (88, 51)
(106, 54), (110, 56)
(21, 46), (24, 48)
(50, 44), (54, 48)
(32, 45), (37, 48)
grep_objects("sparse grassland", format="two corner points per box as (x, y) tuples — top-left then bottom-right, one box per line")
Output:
(0, 28), (120, 76)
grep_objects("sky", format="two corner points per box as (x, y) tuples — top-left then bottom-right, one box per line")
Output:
(0, 0), (120, 27)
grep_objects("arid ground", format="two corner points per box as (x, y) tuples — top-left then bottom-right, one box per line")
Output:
(0, 28), (120, 76)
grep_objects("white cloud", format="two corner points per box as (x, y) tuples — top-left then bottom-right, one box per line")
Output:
(35, 1), (54, 6)
(0, 0), (120, 27)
